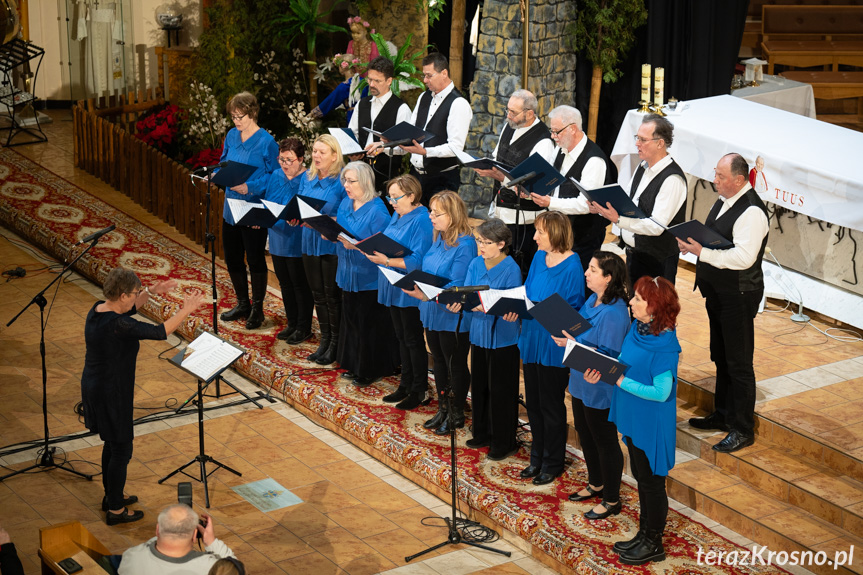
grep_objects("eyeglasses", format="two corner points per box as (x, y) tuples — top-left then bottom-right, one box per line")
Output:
(422, 71), (439, 80)
(506, 108), (525, 118)
(387, 193), (406, 204)
(429, 211), (447, 220)
(128, 288), (144, 297)
(476, 238), (496, 246)
(634, 136), (660, 144)
(230, 113), (247, 121)
(343, 178), (359, 185)
(278, 156), (298, 165)
(550, 123), (574, 136)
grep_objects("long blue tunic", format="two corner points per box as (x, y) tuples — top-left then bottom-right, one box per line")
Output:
(336, 197), (391, 292)
(219, 128), (279, 225)
(465, 256), (522, 349)
(517, 252), (584, 366)
(567, 294), (631, 410)
(418, 234), (477, 333)
(609, 323), (681, 476)
(299, 174), (347, 256)
(377, 207), (433, 308)
(264, 169), (305, 258)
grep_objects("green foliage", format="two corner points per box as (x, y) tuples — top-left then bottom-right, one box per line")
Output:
(274, 0), (349, 58)
(568, 0), (647, 83)
(424, 0), (447, 27)
(353, 32), (427, 97)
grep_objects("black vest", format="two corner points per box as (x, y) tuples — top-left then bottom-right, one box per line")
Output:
(696, 188), (769, 293)
(628, 159), (687, 261)
(493, 122), (552, 211)
(357, 94), (404, 187)
(414, 87), (464, 174)
(554, 139), (614, 251)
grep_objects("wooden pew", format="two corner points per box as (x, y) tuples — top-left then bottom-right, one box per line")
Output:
(39, 522), (113, 575)
(780, 70), (863, 117)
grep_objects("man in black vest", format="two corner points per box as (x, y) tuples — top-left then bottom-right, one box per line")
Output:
(350, 56), (411, 198)
(396, 53), (472, 206)
(592, 114), (687, 287)
(529, 105), (613, 273)
(680, 153), (769, 453)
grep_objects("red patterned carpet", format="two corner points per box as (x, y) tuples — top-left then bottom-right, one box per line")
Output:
(0, 147), (786, 574)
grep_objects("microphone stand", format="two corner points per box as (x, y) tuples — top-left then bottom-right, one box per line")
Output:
(1, 238), (99, 482)
(405, 300), (510, 562)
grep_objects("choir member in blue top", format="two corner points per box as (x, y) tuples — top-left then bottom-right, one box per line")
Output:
(404, 191), (477, 435)
(300, 135), (346, 366)
(219, 92), (280, 330)
(584, 276), (681, 566)
(457, 219), (522, 460)
(552, 251), (631, 521)
(514, 211), (584, 486)
(334, 162), (399, 386)
(264, 138), (314, 344)
(363, 175), (433, 410)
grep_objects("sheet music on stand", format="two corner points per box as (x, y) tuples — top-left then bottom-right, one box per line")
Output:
(170, 332), (244, 383)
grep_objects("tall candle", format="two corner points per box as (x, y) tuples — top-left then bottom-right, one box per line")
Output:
(654, 67), (664, 107)
(641, 64), (651, 102)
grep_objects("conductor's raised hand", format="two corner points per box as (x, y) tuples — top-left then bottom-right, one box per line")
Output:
(182, 289), (205, 312)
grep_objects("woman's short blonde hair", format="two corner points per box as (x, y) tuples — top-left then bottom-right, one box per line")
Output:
(102, 267), (141, 301)
(534, 211), (573, 254)
(308, 134), (344, 179)
(386, 174), (423, 207)
(226, 92), (259, 122)
(429, 190), (471, 247)
(341, 162), (377, 203)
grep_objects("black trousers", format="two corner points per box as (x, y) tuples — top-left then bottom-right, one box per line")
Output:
(337, 290), (399, 378)
(390, 306), (428, 396)
(470, 344), (520, 454)
(704, 286), (761, 436)
(570, 396), (623, 503)
(102, 440), (133, 510)
(507, 222), (538, 281)
(425, 329), (470, 413)
(271, 255), (314, 333)
(626, 437), (668, 532)
(523, 362), (570, 474)
(626, 247), (678, 288)
(411, 168), (461, 207)
(222, 221), (268, 275)
(301, 254), (341, 337)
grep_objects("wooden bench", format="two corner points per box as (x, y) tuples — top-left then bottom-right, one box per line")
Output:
(761, 5), (863, 74)
(780, 70), (863, 116)
(39, 521), (114, 575)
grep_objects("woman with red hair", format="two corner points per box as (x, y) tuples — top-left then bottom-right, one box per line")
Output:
(584, 275), (680, 567)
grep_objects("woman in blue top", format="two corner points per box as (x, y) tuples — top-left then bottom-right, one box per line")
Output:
(404, 191), (476, 435)
(363, 175), (433, 410)
(514, 211), (584, 486)
(584, 275), (681, 566)
(263, 137), (314, 344)
(300, 134), (346, 366)
(219, 92), (280, 330)
(334, 162), (399, 386)
(456, 218), (522, 460)
(552, 251), (631, 521)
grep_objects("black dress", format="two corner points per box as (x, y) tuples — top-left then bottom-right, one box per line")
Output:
(81, 302), (167, 442)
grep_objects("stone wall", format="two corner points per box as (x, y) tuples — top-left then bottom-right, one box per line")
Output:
(460, 0), (577, 217)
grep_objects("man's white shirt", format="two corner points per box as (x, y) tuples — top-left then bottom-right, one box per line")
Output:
(546, 135), (607, 216)
(406, 82), (473, 171)
(699, 183), (769, 270)
(348, 90), (412, 148)
(618, 154), (687, 248)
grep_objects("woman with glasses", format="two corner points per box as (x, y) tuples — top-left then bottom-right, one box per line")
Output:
(219, 92), (279, 331)
(301, 134), (346, 365)
(81, 267), (203, 525)
(405, 191), (476, 435)
(263, 138), (314, 344)
(364, 174), (433, 410)
(334, 162), (398, 386)
(514, 211), (585, 486)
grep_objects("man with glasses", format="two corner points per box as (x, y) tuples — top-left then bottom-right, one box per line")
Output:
(528, 105), (613, 273)
(350, 56), (411, 199)
(591, 113), (687, 286)
(393, 53), (472, 206)
(476, 89), (554, 277)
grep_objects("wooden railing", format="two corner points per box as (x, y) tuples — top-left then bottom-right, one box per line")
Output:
(72, 89), (225, 257)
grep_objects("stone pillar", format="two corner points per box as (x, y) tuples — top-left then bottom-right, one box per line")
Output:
(460, 0), (576, 217)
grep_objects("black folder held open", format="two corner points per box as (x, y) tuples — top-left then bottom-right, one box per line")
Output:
(562, 340), (629, 385)
(529, 293), (592, 338)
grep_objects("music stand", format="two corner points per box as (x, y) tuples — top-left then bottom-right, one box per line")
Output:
(159, 334), (244, 507)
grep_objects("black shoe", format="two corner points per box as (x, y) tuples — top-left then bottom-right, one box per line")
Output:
(689, 412), (729, 432)
(340, 371), (357, 380)
(584, 500), (622, 520)
(532, 471), (561, 486)
(286, 329), (312, 345)
(568, 485), (602, 502)
(308, 337), (330, 362)
(101, 495), (138, 511)
(618, 529), (665, 566)
(106, 508), (144, 526)
(245, 272), (268, 330)
(423, 410), (447, 430)
(383, 389), (409, 403)
(713, 430), (754, 453)
(613, 530), (645, 554)
(434, 415), (465, 436)
(353, 376), (376, 388)
(465, 437), (490, 449)
(220, 300), (250, 322)
(277, 326), (296, 341)
(245, 302), (265, 329)
(519, 465), (541, 479)
(486, 447), (518, 461)
(395, 392), (424, 411)
(315, 339), (337, 365)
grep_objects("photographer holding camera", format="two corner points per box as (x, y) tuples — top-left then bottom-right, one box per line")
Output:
(118, 504), (235, 575)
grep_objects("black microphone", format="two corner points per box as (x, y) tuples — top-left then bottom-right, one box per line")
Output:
(192, 161), (228, 175)
(440, 284), (490, 294)
(75, 224), (116, 246)
(504, 171), (537, 190)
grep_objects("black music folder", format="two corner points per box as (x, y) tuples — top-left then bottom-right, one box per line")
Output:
(452, 149), (513, 171)
(562, 340), (630, 385)
(355, 232), (413, 258)
(328, 127), (365, 155)
(364, 121), (435, 144)
(283, 195), (327, 222)
(668, 220), (733, 250)
(529, 293), (592, 338)
(478, 286), (533, 318)
(572, 180), (647, 219)
(436, 290), (481, 309)
(227, 199), (279, 228)
(210, 160), (259, 188)
(501, 153), (566, 197)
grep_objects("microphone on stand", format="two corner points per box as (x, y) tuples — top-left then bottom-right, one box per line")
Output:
(74, 224), (116, 246)
(192, 161), (228, 175)
(440, 285), (490, 294)
(502, 171), (537, 191)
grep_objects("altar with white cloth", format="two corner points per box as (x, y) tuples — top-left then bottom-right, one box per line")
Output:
(732, 74), (817, 119)
(609, 95), (863, 328)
